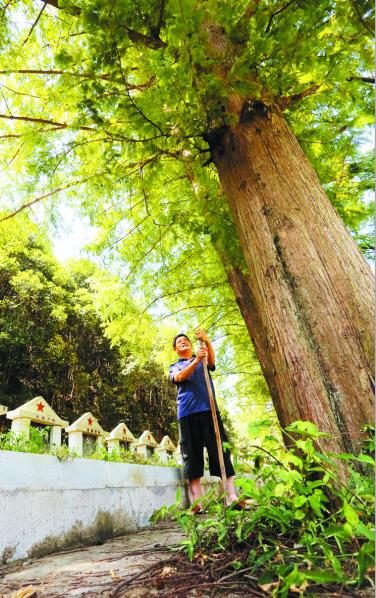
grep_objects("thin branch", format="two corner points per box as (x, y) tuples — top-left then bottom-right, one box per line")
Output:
(0, 0), (20, 13)
(119, 24), (167, 50)
(0, 69), (155, 91)
(98, 196), (144, 217)
(129, 226), (171, 293)
(42, 0), (167, 49)
(22, 1), (47, 46)
(159, 303), (229, 320)
(145, 281), (228, 311)
(2, 141), (25, 170)
(110, 153), (161, 187)
(242, 0), (262, 22)
(112, 39), (166, 136)
(0, 82), (40, 99)
(0, 87), (11, 114)
(0, 173), (102, 222)
(110, 132), (166, 144)
(248, 444), (288, 470)
(265, 0), (297, 33)
(197, 306), (225, 329)
(155, 250), (212, 279)
(0, 68), (112, 81)
(278, 84), (319, 110)
(0, 113), (96, 131)
(143, 191), (161, 226)
(347, 75), (375, 84)
(111, 214), (150, 245)
(206, 308), (239, 332)
(0, 125), (76, 140)
(0, 133), (22, 139)
(110, 558), (178, 596)
(153, 0), (165, 37)
(40, 0), (80, 15)
(351, 0), (374, 36)
(49, 137), (108, 178)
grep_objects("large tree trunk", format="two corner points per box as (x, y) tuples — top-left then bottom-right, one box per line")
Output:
(210, 102), (374, 454)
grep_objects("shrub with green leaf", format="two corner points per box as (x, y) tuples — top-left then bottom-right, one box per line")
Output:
(152, 421), (375, 596)
(0, 427), (180, 468)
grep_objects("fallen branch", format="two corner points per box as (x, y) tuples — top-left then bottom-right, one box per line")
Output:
(110, 557), (179, 596)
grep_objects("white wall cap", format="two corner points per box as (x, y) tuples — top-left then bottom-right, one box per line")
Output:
(6, 397), (68, 426)
(0, 405), (8, 416)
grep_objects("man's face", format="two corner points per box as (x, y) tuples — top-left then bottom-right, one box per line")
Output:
(174, 335), (192, 357)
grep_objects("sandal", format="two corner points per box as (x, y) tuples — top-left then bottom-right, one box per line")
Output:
(228, 499), (251, 511)
(190, 504), (204, 515)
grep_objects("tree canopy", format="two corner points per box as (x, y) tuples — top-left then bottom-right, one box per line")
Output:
(0, 0), (373, 439)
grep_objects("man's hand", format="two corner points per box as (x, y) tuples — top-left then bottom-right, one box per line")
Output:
(196, 346), (208, 361)
(195, 328), (215, 368)
(195, 328), (210, 344)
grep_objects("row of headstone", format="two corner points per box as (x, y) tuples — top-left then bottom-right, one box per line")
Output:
(0, 397), (181, 464)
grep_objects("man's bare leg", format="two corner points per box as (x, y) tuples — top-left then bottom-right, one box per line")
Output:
(225, 476), (238, 505)
(189, 478), (203, 506)
(189, 476), (238, 508)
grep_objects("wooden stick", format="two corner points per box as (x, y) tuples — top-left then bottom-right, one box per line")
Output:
(199, 340), (227, 492)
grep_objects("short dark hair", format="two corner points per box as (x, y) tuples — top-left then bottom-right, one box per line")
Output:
(172, 334), (191, 348)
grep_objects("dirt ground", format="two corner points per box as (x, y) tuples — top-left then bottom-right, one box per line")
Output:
(1, 523), (372, 598)
(0, 522), (187, 598)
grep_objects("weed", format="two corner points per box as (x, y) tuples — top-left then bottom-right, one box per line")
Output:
(152, 420), (375, 596)
(0, 428), (180, 468)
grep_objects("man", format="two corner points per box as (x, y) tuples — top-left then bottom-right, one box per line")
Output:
(169, 329), (239, 512)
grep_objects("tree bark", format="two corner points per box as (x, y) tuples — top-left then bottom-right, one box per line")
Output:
(210, 102), (374, 454)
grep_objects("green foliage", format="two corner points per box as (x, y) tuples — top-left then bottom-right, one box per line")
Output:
(86, 445), (179, 468)
(152, 422), (375, 595)
(0, 0), (373, 436)
(0, 427), (180, 468)
(0, 0), (372, 244)
(0, 426), (50, 454)
(0, 216), (177, 440)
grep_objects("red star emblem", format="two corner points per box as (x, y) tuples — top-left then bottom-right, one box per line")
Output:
(37, 402), (44, 412)
(88, 417), (93, 426)
(123, 427), (127, 435)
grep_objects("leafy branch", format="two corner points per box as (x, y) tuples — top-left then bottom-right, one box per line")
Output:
(0, 113), (96, 131)
(0, 173), (103, 222)
(265, 0), (298, 34)
(0, 69), (156, 89)
(41, 0), (168, 49)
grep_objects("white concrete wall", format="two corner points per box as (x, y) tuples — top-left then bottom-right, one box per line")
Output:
(0, 451), (215, 562)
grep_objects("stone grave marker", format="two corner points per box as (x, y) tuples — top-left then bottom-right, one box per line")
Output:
(65, 412), (109, 456)
(105, 423), (136, 453)
(135, 430), (158, 458)
(6, 397), (68, 447)
(156, 435), (176, 463)
(174, 443), (183, 465)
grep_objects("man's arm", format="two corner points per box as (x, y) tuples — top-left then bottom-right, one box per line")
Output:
(195, 329), (215, 368)
(173, 347), (208, 382)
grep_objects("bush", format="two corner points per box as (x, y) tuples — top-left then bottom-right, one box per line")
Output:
(0, 427), (181, 468)
(151, 421), (375, 596)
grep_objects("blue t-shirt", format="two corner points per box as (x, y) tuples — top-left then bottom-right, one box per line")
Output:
(169, 356), (218, 420)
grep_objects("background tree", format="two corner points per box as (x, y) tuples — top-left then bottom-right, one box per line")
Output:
(0, 0), (374, 452)
(0, 216), (178, 440)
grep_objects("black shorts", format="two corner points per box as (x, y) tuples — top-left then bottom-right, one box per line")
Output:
(178, 411), (235, 480)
